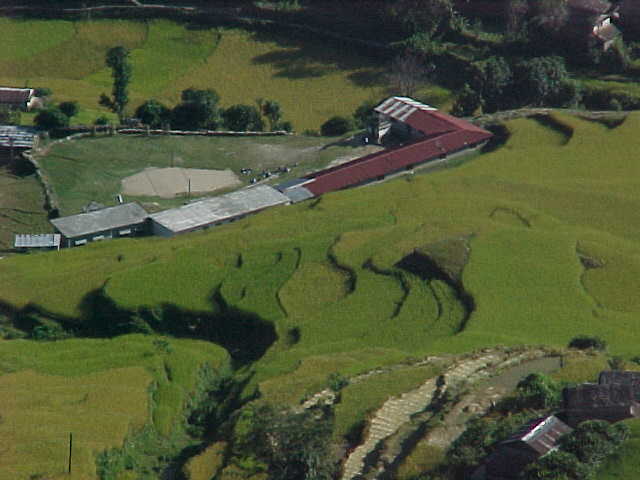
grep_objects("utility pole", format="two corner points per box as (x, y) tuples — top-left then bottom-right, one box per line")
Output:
(68, 432), (73, 474)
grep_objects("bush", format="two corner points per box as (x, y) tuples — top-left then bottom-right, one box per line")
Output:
(94, 115), (110, 126)
(34, 87), (52, 98)
(32, 323), (71, 341)
(135, 99), (171, 128)
(320, 116), (353, 136)
(222, 104), (264, 131)
(58, 101), (79, 118)
(327, 372), (349, 392)
(514, 373), (562, 409)
(34, 107), (69, 130)
(569, 335), (607, 351)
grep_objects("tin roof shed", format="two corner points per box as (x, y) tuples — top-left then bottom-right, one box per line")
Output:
(14, 234), (61, 249)
(51, 202), (148, 238)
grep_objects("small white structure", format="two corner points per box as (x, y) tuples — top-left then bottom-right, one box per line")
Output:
(14, 234), (61, 250)
(149, 185), (290, 237)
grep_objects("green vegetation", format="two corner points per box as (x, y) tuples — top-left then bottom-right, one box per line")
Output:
(0, 19), (447, 130)
(0, 334), (228, 478)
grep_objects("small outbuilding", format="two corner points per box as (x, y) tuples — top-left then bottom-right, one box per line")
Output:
(14, 234), (61, 251)
(562, 382), (640, 427)
(0, 125), (37, 167)
(50, 202), (149, 247)
(149, 185), (290, 237)
(485, 415), (572, 480)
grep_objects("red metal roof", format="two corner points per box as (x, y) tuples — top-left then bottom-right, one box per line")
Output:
(304, 103), (492, 196)
(0, 88), (33, 105)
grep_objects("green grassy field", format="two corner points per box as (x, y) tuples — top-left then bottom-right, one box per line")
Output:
(0, 18), (449, 130)
(0, 334), (229, 479)
(37, 133), (381, 215)
(5, 112), (640, 476)
(0, 167), (50, 250)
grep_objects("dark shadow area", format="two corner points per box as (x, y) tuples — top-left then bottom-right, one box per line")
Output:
(531, 114), (573, 145)
(327, 239), (356, 295)
(395, 250), (475, 333)
(2, 285), (278, 366)
(362, 258), (409, 319)
(480, 123), (510, 154)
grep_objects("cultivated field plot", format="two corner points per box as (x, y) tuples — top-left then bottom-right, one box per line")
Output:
(0, 18), (451, 130)
(37, 133), (380, 214)
(0, 167), (50, 250)
(0, 334), (229, 479)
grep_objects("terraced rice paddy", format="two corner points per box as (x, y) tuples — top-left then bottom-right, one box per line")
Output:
(3, 112), (640, 477)
(0, 18), (448, 130)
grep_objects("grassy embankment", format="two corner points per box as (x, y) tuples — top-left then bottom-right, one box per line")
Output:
(4, 113), (640, 477)
(0, 334), (228, 479)
(0, 18), (450, 130)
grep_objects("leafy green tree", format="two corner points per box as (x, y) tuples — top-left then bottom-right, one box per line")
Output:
(353, 99), (379, 130)
(514, 56), (569, 106)
(523, 450), (591, 480)
(233, 404), (335, 480)
(390, 0), (458, 39)
(259, 99), (282, 131)
(135, 99), (171, 128)
(320, 116), (353, 136)
(451, 84), (481, 117)
(172, 88), (221, 130)
(479, 56), (513, 113)
(559, 420), (629, 466)
(222, 104), (264, 131)
(58, 101), (79, 118)
(99, 46), (132, 123)
(34, 107), (69, 130)
(515, 373), (561, 409)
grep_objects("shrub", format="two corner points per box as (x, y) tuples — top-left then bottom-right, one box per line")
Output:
(58, 101), (79, 118)
(568, 335), (607, 351)
(94, 115), (110, 125)
(327, 372), (349, 392)
(320, 116), (353, 136)
(34, 87), (52, 98)
(514, 373), (562, 409)
(34, 107), (69, 130)
(222, 104), (264, 132)
(32, 324), (70, 341)
(135, 99), (171, 128)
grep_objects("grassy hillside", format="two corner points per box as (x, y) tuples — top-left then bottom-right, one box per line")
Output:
(0, 19), (449, 130)
(4, 112), (640, 476)
(0, 334), (229, 479)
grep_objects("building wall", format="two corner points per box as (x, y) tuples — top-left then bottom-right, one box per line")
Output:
(63, 221), (147, 247)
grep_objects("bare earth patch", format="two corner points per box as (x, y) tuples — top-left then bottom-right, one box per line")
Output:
(121, 167), (241, 198)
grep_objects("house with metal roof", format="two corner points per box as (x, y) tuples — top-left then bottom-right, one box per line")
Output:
(485, 415), (572, 480)
(562, 382), (640, 427)
(14, 234), (61, 251)
(50, 202), (149, 247)
(149, 185), (290, 237)
(0, 87), (37, 111)
(296, 97), (493, 197)
(0, 125), (37, 166)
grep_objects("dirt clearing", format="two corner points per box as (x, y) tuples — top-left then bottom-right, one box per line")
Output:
(121, 167), (241, 198)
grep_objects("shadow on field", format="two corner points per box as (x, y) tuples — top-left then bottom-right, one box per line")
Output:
(1, 286), (278, 366)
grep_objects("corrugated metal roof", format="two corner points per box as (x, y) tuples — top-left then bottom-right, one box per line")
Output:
(0, 125), (36, 148)
(150, 185), (290, 233)
(0, 87), (33, 105)
(282, 186), (314, 203)
(599, 370), (640, 400)
(303, 97), (493, 196)
(564, 382), (636, 409)
(14, 233), (60, 248)
(501, 416), (572, 456)
(51, 202), (148, 238)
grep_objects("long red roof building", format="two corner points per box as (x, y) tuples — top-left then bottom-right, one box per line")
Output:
(298, 97), (493, 197)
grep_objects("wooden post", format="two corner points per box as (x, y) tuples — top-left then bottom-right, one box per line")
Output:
(68, 432), (73, 474)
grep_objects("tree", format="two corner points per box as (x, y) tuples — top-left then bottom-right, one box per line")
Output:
(387, 53), (432, 97)
(451, 84), (481, 117)
(0, 106), (21, 125)
(515, 373), (561, 409)
(261, 99), (282, 131)
(58, 101), (79, 118)
(135, 99), (171, 128)
(523, 451), (591, 480)
(233, 404), (335, 480)
(34, 107), (69, 130)
(479, 56), (513, 113)
(222, 104), (264, 131)
(531, 0), (569, 33)
(353, 99), (379, 130)
(99, 46), (132, 123)
(514, 56), (569, 106)
(559, 420), (629, 466)
(320, 116), (353, 136)
(390, 0), (458, 39)
(172, 88), (221, 130)
(505, 0), (529, 37)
